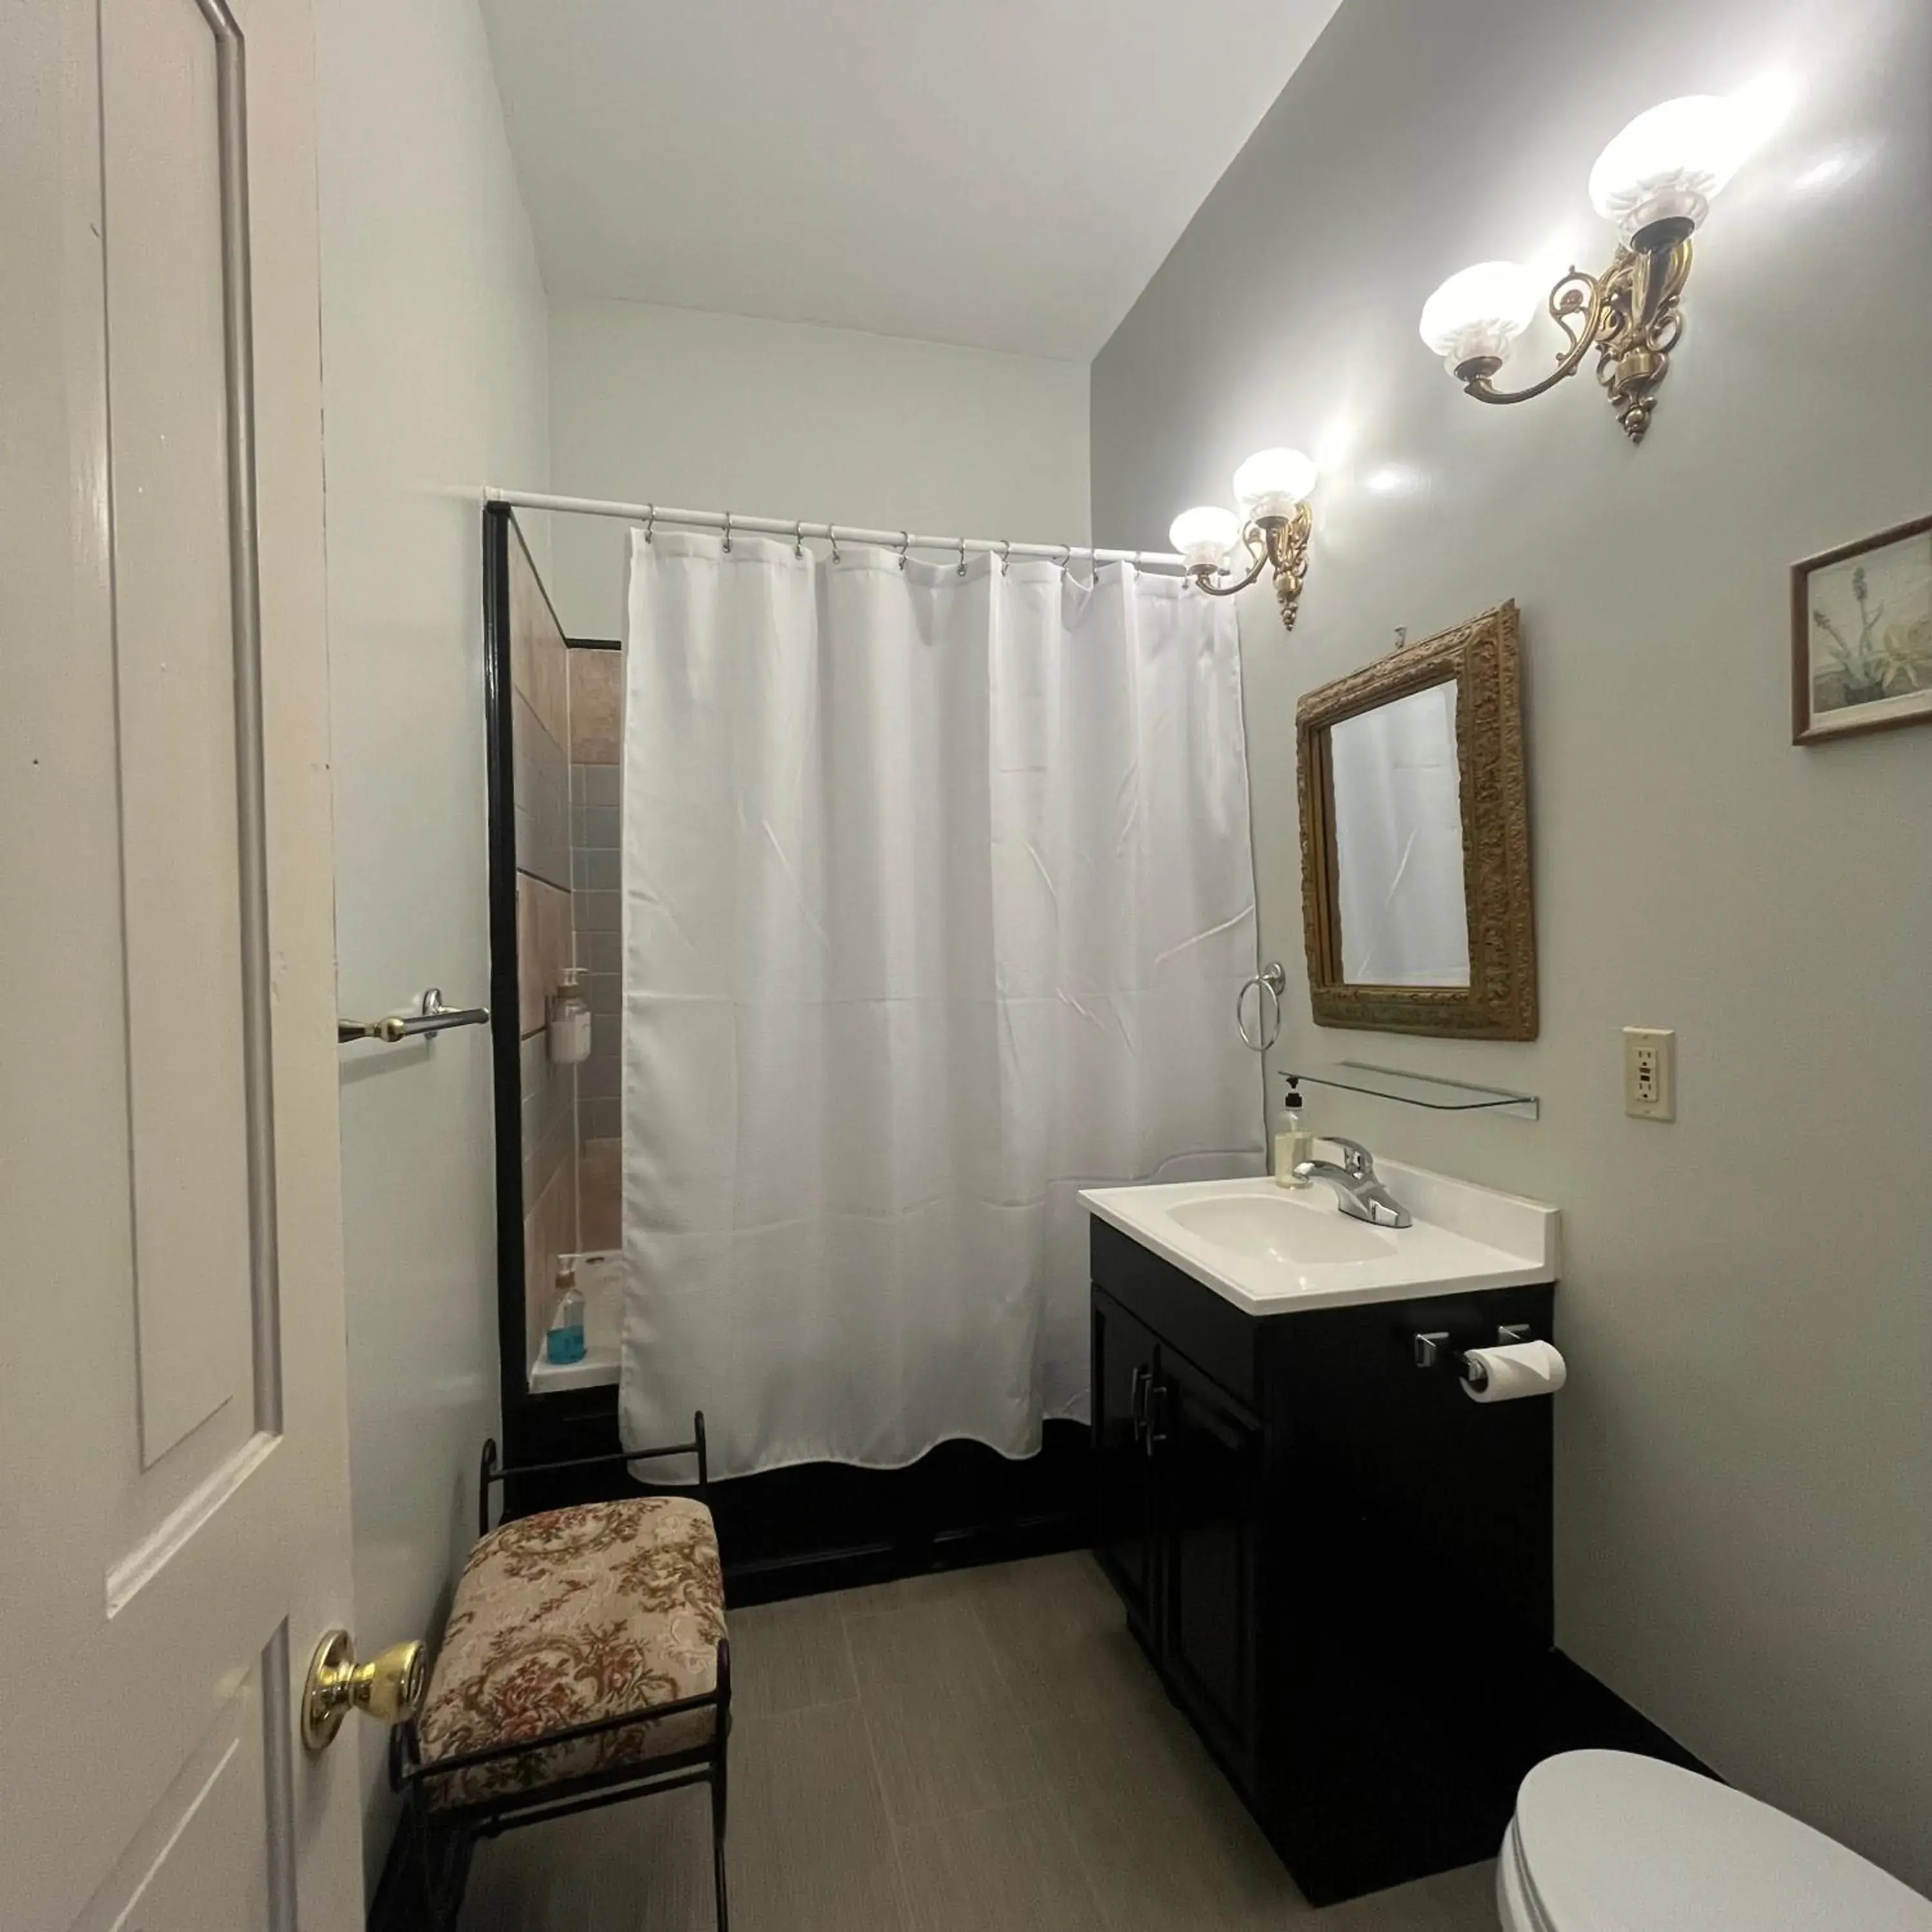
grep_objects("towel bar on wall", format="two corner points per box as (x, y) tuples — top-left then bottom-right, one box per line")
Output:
(337, 987), (489, 1046)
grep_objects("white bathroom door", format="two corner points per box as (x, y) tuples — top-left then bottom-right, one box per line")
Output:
(1, 0), (365, 1927)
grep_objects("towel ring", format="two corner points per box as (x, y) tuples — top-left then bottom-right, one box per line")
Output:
(897, 530), (911, 571)
(721, 509), (733, 554)
(1235, 963), (1287, 1052)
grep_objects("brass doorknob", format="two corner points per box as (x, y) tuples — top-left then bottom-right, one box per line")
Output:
(301, 1628), (428, 1751)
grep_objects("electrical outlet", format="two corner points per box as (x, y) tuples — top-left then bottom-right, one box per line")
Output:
(1623, 1027), (1675, 1121)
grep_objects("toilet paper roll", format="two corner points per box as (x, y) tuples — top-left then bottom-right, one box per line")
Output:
(1461, 1339), (1566, 1403)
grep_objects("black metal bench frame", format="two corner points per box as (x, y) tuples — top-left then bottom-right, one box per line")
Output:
(390, 1416), (731, 1929)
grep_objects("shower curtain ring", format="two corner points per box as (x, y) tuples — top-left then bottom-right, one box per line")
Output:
(1054, 544), (1070, 574)
(897, 530), (911, 571)
(795, 519), (806, 559)
(956, 536), (968, 578)
(998, 540), (1011, 576)
(829, 527), (842, 563)
(722, 509), (733, 554)
(643, 503), (655, 543)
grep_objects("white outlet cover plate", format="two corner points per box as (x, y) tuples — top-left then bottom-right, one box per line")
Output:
(1624, 1027), (1676, 1121)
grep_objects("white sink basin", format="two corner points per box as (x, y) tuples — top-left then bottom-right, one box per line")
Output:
(1081, 1166), (1557, 1314)
(1169, 1192), (1397, 1265)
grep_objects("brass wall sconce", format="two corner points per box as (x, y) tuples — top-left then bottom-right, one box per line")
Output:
(1419, 88), (1784, 442)
(1170, 448), (1317, 632)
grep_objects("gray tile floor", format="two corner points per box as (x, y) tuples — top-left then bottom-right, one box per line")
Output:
(461, 1551), (1499, 1932)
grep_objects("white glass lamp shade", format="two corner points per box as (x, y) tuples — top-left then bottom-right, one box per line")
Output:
(1588, 94), (1753, 240)
(1169, 504), (1241, 569)
(1231, 448), (1316, 520)
(1418, 261), (1540, 375)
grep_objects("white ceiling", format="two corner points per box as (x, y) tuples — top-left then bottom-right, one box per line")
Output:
(477, 0), (1345, 362)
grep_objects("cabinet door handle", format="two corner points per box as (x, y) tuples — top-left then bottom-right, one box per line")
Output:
(1130, 1364), (1151, 1437)
(1144, 1378), (1170, 1456)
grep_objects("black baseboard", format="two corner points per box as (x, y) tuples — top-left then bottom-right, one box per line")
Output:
(366, 1798), (471, 1932)
(708, 1422), (1095, 1603)
(505, 1390), (1095, 1605)
(721, 1494), (1092, 1605)
(1531, 1647), (1715, 1778)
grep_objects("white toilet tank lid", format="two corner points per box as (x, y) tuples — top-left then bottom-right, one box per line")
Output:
(1515, 1750), (1932, 1932)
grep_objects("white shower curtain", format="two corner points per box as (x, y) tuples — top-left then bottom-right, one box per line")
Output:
(618, 527), (1260, 1478)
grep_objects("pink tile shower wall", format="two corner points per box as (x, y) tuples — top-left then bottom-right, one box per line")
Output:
(569, 647), (623, 1252)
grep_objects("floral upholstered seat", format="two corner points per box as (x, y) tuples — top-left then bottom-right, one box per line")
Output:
(416, 1495), (726, 1810)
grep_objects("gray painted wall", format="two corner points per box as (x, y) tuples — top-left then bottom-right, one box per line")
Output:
(316, 0), (549, 1889)
(1094, 0), (1932, 1888)
(543, 296), (1091, 640)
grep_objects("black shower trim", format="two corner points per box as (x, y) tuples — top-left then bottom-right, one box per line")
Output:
(482, 504), (529, 1459)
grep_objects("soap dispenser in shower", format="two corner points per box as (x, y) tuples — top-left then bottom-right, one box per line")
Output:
(548, 967), (592, 1066)
(545, 1259), (586, 1366)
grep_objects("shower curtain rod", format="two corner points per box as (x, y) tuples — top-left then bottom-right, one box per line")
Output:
(483, 488), (1186, 571)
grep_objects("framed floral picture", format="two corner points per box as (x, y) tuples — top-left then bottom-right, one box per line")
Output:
(1792, 513), (1932, 744)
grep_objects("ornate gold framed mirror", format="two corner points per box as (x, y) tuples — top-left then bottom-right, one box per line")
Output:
(1296, 601), (1537, 1039)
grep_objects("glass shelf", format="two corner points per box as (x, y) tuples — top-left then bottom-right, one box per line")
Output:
(1283, 1061), (1539, 1121)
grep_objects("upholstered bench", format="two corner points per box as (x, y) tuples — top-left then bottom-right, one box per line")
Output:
(391, 1417), (732, 1929)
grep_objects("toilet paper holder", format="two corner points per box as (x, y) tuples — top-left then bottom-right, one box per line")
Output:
(1414, 1322), (1531, 1387)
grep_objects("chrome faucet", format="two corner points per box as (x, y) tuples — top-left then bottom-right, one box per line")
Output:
(1293, 1137), (1412, 1229)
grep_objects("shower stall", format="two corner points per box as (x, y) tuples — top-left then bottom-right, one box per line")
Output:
(479, 496), (1260, 1595)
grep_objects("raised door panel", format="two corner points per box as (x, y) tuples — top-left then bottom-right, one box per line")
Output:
(1091, 1288), (1159, 1635)
(68, 1665), (274, 1932)
(102, 0), (263, 1481)
(1158, 1349), (1264, 1783)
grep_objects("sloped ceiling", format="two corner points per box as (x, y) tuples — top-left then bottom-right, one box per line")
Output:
(478, 0), (1346, 359)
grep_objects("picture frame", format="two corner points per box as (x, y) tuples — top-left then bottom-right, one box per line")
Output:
(1791, 513), (1932, 745)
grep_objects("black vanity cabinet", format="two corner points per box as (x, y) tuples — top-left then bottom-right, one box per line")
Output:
(1149, 1342), (1265, 1780)
(1090, 1215), (1557, 1906)
(1091, 1293), (1161, 1636)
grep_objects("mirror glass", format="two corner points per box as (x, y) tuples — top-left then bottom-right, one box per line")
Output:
(1327, 679), (1470, 987)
